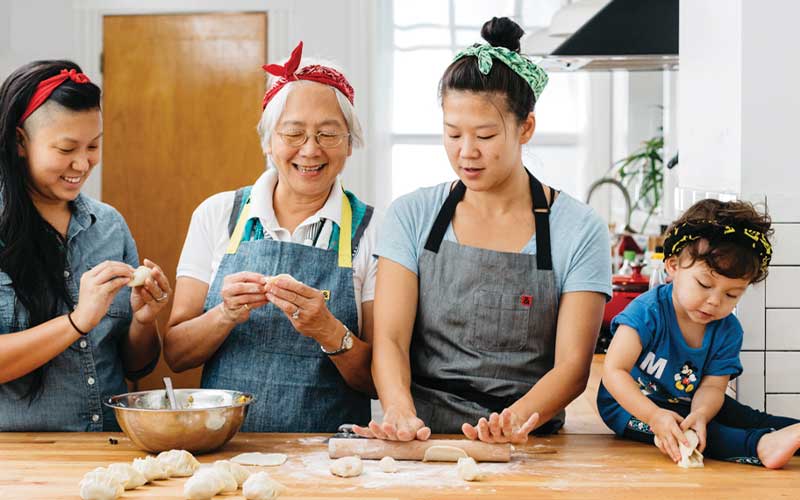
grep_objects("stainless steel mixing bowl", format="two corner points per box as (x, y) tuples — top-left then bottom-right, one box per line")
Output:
(105, 388), (254, 454)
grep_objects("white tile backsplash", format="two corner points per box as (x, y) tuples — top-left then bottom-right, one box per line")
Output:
(765, 267), (800, 308)
(771, 224), (800, 266)
(766, 394), (800, 420)
(737, 281), (765, 350)
(766, 309), (800, 350)
(765, 352), (800, 393)
(738, 351), (765, 411)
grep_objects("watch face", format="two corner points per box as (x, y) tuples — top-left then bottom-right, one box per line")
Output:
(343, 333), (354, 349)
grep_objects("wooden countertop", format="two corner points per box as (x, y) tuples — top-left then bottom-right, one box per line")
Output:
(0, 432), (797, 499)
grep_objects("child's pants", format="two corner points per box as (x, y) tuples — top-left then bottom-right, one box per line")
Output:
(622, 395), (799, 465)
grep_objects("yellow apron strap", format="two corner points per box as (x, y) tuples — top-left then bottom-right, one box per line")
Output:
(225, 200), (252, 255)
(338, 189), (352, 268)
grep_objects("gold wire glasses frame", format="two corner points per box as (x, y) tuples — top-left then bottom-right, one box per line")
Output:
(276, 130), (350, 149)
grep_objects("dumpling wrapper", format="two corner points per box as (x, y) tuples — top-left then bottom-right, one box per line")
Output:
(231, 452), (288, 467)
(422, 445), (469, 462)
(654, 429), (704, 468)
(329, 456), (363, 478)
(128, 266), (151, 287)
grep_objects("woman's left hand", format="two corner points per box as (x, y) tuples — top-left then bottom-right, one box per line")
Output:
(462, 408), (539, 444)
(130, 258), (172, 324)
(265, 274), (337, 342)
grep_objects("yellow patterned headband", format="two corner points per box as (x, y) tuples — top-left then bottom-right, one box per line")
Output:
(663, 220), (772, 273)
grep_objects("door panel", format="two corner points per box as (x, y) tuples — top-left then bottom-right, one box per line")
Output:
(102, 13), (267, 389)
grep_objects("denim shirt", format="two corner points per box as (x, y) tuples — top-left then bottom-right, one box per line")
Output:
(0, 194), (156, 431)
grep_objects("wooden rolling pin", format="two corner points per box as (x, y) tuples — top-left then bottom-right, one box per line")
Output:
(328, 438), (511, 462)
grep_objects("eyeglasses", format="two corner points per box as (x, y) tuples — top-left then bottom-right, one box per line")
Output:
(276, 130), (350, 149)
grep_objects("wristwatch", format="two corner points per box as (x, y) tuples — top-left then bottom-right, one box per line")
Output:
(321, 325), (354, 356)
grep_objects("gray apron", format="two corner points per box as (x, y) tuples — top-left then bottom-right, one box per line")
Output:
(410, 170), (563, 434)
(201, 187), (372, 432)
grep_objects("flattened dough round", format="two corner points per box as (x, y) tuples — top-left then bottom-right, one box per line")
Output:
(422, 445), (468, 462)
(230, 453), (288, 467)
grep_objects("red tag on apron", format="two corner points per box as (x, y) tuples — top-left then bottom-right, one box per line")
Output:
(520, 295), (533, 307)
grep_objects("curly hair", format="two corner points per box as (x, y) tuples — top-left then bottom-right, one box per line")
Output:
(666, 199), (773, 283)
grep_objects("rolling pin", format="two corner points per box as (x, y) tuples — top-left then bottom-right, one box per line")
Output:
(328, 438), (511, 462)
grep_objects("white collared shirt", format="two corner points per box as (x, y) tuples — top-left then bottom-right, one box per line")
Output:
(177, 168), (378, 329)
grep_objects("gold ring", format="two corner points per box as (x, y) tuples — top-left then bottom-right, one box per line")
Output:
(155, 293), (169, 303)
(292, 307), (300, 319)
(243, 303), (250, 311)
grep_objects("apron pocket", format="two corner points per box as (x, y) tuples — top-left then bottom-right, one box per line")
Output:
(471, 290), (530, 351)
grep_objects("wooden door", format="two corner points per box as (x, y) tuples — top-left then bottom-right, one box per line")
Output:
(102, 13), (267, 390)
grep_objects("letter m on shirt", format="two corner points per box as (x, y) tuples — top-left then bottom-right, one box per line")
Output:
(639, 352), (667, 379)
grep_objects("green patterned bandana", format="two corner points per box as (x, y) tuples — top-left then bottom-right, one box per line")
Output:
(453, 44), (549, 101)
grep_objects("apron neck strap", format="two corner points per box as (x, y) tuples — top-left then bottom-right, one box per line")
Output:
(225, 189), (354, 269)
(423, 168), (553, 270)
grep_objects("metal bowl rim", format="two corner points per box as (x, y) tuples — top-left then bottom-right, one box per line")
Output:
(103, 388), (255, 412)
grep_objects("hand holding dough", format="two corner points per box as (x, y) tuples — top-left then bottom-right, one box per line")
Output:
(654, 429), (704, 468)
(128, 266), (152, 287)
(330, 456), (363, 477)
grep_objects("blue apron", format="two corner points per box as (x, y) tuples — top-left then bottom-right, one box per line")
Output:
(201, 185), (372, 432)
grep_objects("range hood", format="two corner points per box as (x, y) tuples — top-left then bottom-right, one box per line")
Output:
(523, 0), (678, 72)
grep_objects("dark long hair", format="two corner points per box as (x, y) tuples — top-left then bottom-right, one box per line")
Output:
(0, 60), (101, 400)
(439, 17), (536, 123)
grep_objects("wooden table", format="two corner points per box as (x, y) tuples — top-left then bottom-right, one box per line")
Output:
(0, 432), (797, 499)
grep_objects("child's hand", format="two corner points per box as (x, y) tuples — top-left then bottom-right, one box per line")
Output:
(680, 412), (708, 452)
(650, 408), (689, 462)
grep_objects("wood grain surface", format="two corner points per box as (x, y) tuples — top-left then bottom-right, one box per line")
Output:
(0, 432), (797, 499)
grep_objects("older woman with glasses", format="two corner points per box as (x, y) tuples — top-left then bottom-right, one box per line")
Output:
(164, 42), (377, 432)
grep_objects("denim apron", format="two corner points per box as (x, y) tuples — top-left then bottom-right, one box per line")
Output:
(410, 170), (562, 433)
(201, 186), (372, 432)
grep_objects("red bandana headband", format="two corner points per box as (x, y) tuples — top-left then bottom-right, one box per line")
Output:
(19, 69), (92, 125)
(261, 41), (355, 109)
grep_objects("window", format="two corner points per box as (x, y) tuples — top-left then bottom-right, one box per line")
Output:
(389, 0), (587, 199)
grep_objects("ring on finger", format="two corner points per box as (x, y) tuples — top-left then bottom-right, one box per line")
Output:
(155, 293), (169, 303)
(292, 306), (300, 319)
(243, 303), (250, 311)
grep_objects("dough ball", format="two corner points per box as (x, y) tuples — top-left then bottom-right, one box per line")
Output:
(79, 470), (123, 500)
(156, 449), (200, 477)
(128, 265), (152, 287)
(242, 471), (287, 499)
(183, 468), (224, 499)
(330, 456), (363, 478)
(132, 456), (168, 482)
(379, 456), (398, 473)
(457, 457), (484, 481)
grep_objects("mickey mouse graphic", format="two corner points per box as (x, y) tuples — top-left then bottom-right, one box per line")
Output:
(674, 361), (698, 393)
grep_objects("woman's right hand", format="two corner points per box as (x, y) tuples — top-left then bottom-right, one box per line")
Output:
(353, 405), (431, 441)
(72, 261), (134, 332)
(649, 408), (689, 462)
(218, 271), (269, 324)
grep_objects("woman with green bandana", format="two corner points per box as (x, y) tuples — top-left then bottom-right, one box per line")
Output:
(355, 17), (612, 444)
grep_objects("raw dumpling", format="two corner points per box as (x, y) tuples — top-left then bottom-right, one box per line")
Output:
(654, 429), (704, 468)
(456, 457), (484, 481)
(231, 452), (287, 467)
(214, 459), (251, 487)
(132, 456), (168, 481)
(211, 465), (237, 493)
(79, 470), (123, 500)
(128, 265), (152, 287)
(422, 445), (468, 462)
(103, 463), (147, 489)
(157, 449), (200, 477)
(183, 468), (224, 500)
(379, 456), (398, 473)
(329, 456), (363, 478)
(242, 471), (287, 499)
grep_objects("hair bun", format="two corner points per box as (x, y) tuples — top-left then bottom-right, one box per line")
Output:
(480, 17), (525, 52)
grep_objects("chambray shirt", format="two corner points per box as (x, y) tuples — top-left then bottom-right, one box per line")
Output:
(0, 194), (156, 431)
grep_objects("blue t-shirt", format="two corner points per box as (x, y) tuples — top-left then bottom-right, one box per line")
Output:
(375, 182), (612, 301)
(597, 283), (744, 435)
